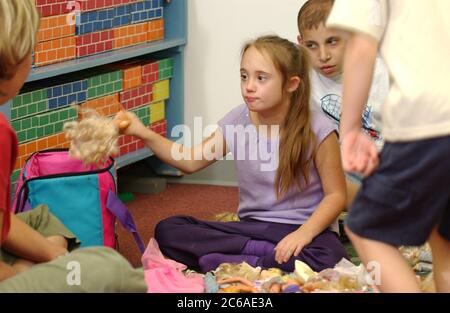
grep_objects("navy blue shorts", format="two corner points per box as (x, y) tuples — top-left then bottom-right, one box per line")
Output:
(347, 136), (450, 246)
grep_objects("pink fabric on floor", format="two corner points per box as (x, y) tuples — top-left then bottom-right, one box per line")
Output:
(142, 238), (204, 293)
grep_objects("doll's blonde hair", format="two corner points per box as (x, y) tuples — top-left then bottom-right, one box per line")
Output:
(0, 0), (40, 80)
(64, 110), (119, 166)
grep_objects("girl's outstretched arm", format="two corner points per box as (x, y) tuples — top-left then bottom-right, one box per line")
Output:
(275, 132), (346, 264)
(114, 111), (229, 174)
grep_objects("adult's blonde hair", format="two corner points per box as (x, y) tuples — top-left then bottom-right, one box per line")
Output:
(0, 0), (40, 80)
(242, 35), (316, 198)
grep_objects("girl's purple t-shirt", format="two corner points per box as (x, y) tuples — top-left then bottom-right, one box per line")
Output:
(218, 104), (338, 230)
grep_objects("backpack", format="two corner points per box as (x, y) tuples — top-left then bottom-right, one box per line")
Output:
(12, 149), (145, 253)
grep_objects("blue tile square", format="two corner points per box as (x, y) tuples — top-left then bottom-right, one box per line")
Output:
(116, 5), (125, 16)
(47, 88), (53, 99)
(48, 99), (58, 110)
(84, 23), (93, 34)
(128, 3), (136, 12)
(73, 81), (81, 93)
(63, 84), (72, 95)
(58, 96), (68, 107)
(107, 8), (114, 19)
(81, 13), (88, 23)
(77, 92), (86, 103)
(144, 0), (152, 10)
(156, 8), (162, 18)
(103, 20), (112, 29)
(68, 94), (77, 104)
(88, 11), (98, 22)
(93, 21), (102, 31)
(82, 80), (88, 90)
(53, 86), (62, 97)
(149, 10), (155, 19)
(121, 15), (130, 25)
(98, 10), (107, 21)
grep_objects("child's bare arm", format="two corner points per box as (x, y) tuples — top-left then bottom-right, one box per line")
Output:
(2, 215), (67, 263)
(340, 32), (379, 175)
(275, 133), (346, 263)
(114, 111), (229, 174)
(340, 32), (378, 136)
(305, 132), (347, 232)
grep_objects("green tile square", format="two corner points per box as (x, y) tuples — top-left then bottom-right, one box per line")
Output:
(40, 89), (47, 100)
(17, 130), (26, 143)
(39, 115), (49, 126)
(22, 118), (31, 130)
(26, 128), (36, 140)
(32, 91), (41, 102)
(60, 109), (69, 120)
(28, 103), (37, 115)
(105, 83), (113, 94)
(113, 81), (122, 92)
(37, 127), (44, 138)
(55, 122), (63, 133)
(39, 125), (46, 136)
(91, 76), (101, 87)
(97, 85), (105, 96)
(18, 106), (27, 118)
(11, 109), (18, 120)
(99, 74), (108, 84)
(69, 108), (77, 119)
(11, 170), (20, 184)
(158, 59), (166, 69)
(31, 116), (38, 127)
(112, 71), (120, 81)
(23, 93), (32, 105)
(44, 124), (54, 136)
(11, 120), (21, 132)
(12, 97), (22, 108)
(88, 88), (96, 99)
(50, 111), (58, 121)
(50, 113), (58, 123)
(38, 101), (47, 112)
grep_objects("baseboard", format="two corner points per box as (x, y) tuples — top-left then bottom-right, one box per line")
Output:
(167, 159), (238, 187)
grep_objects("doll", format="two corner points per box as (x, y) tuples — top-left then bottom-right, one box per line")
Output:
(64, 108), (129, 166)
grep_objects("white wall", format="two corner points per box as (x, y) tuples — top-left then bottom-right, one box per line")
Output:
(184, 0), (306, 144)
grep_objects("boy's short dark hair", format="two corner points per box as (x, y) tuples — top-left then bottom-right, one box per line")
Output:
(297, 0), (334, 36)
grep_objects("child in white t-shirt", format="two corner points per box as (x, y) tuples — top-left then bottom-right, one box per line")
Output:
(296, 0), (389, 208)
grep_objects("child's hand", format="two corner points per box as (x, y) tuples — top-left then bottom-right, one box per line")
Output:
(113, 111), (147, 137)
(0, 261), (19, 282)
(274, 229), (313, 264)
(341, 130), (379, 177)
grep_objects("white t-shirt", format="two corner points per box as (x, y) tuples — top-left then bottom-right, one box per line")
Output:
(310, 57), (389, 147)
(327, 0), (450, 142)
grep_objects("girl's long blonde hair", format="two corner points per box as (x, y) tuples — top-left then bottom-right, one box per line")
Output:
(242, 35), (316, 198)
(0, 0), (40, 80)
